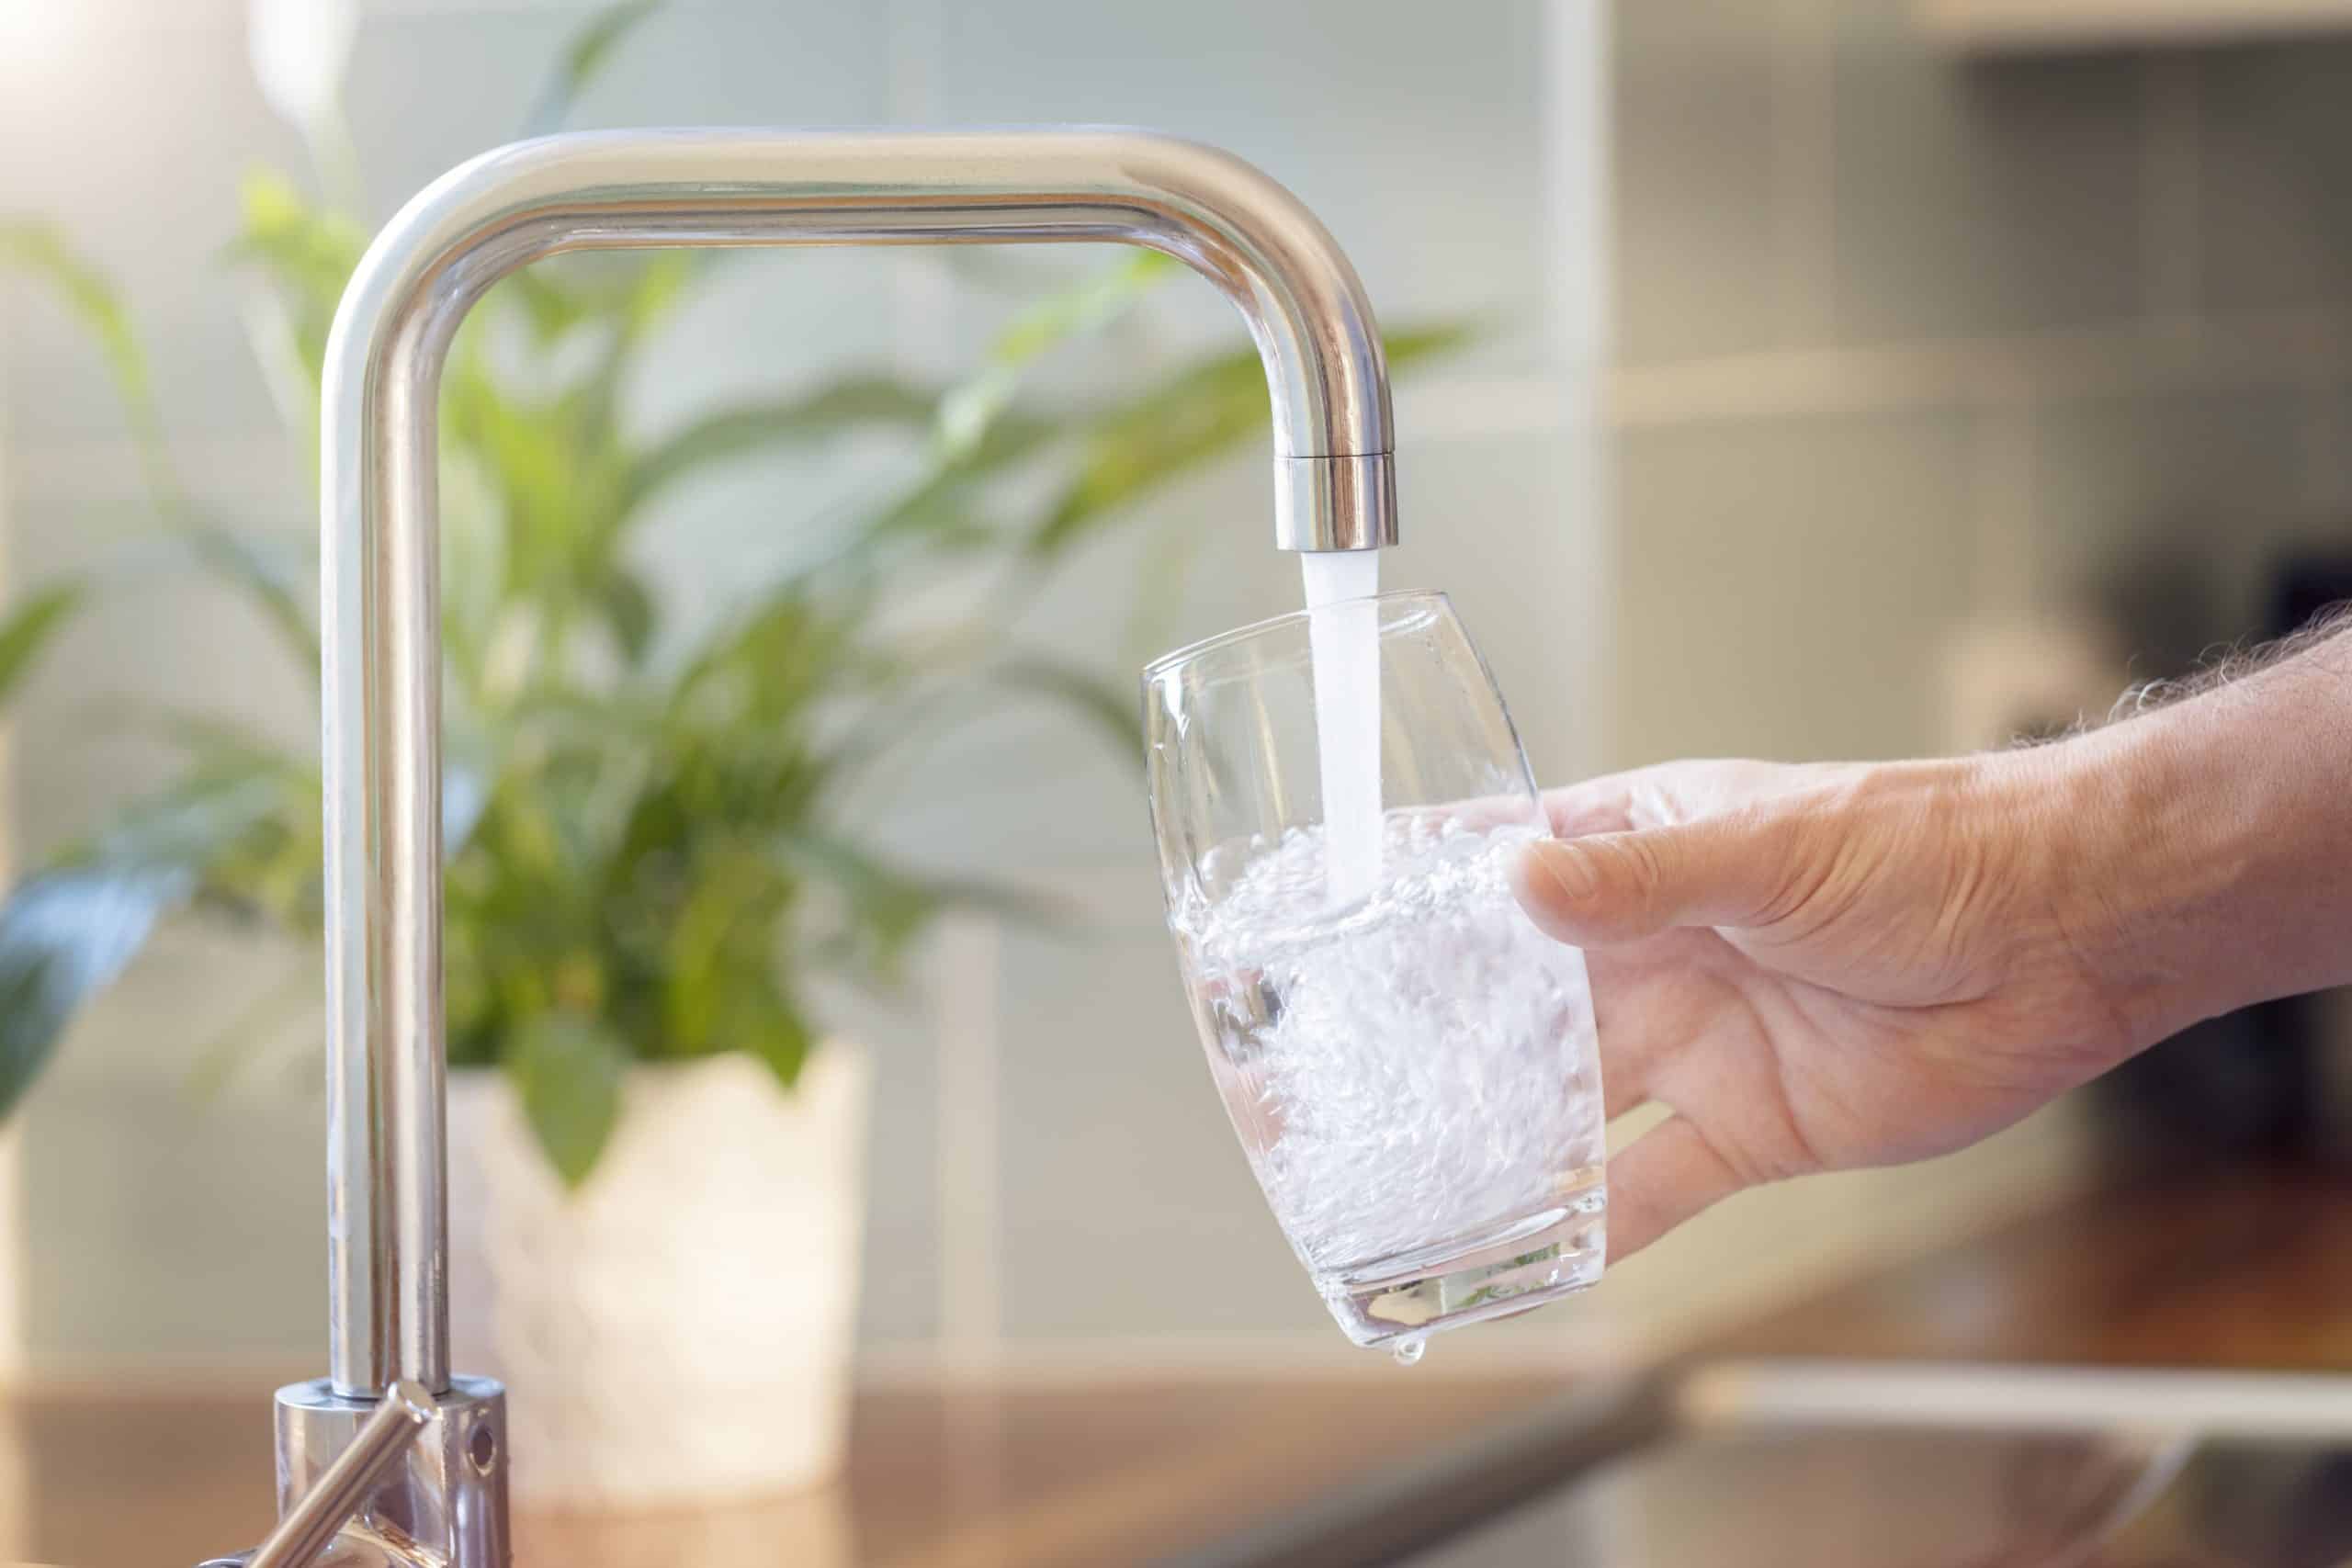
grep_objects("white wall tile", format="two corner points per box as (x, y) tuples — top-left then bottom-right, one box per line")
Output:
(1611, 0), (1784, 364)
(2199, 39), (2352, 317)
(1826, 0), (2149, 345)
(0, 8), (304, 442)
(993, 916), (1330, 1340)
(930, 0), (1556, 378)
(2032, 389), (2344, 663)
(1612, 408), (1982, 766)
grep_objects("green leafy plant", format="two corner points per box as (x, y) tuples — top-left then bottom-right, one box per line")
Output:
(0, 589), (84, 707)
(0, 3), (1465, 1184)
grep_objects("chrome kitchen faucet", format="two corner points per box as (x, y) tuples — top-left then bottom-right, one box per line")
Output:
(198, 128), (1399, 1567)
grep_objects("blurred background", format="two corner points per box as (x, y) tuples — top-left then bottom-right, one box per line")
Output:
(5, 0), (2352, 1562)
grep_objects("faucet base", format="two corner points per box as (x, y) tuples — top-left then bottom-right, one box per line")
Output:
(266, 1376), (509, 1568)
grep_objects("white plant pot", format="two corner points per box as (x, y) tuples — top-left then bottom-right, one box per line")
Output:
(447, 1044), (871, 1511)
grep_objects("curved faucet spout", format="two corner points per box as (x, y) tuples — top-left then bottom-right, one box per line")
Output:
(318, 129), (1400, 1399)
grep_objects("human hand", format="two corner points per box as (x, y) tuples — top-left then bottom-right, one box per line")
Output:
(1512, 752), (2139, 1262)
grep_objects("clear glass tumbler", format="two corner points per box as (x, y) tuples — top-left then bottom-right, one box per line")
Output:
(1144, 590), (1605, 1352)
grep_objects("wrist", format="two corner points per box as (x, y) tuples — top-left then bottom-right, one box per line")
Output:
(2031, 714), (2228, 1049)
(2037, 654), (2352, 1048)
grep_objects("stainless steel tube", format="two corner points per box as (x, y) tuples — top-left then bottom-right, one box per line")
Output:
(320, 128), (1400, 1395)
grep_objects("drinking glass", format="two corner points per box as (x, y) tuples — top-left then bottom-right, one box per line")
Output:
(1143, 590), (1605, 1352)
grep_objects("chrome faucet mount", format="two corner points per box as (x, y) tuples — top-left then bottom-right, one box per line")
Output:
(198, 128), (1398, 1567)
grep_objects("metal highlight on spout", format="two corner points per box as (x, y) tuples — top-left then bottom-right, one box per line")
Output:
(317, 129), (1399, 1412)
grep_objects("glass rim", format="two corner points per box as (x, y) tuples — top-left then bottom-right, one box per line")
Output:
(1140, 586), (1455, 681)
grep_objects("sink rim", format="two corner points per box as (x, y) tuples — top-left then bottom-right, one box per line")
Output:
(1677, 1357), (2352, 1442)
(1164, 1358), (2352, 1568)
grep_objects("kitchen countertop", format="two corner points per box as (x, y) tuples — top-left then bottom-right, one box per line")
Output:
(10, 1168), (2347, 1567)
(1709, 1165), (2352, 1371)
(5, 1368), (1565, 1567)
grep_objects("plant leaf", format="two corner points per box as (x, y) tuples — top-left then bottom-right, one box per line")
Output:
(623, 377), (941, 519)
(0, 773), (291, 1122)
(933, 251), (1172, 462)
(440, 442), (508, 689)
(615, 249), (694, 344)
(508, 1011), (627, 1188)
(503, 266), (595, 345)
(0, 584), (83, 710)
(739, 981), (813, 1095)
(223, 169), (366, 395)
(441, 356), (631, 634)
(184, 964), (318, 1101)
(1, 221), (170, 493)
(1032, 321), (1475, 558)
(647, 845), (812, 1089)
(102, 523), (318, 682)
(775, 830), (936, 968)
(658, 851), (786, 1051)
(984, 652), (1146, 757)
(600, 567), (656, 666)
(918, 874), (1074, 932)
(791, 255), (1183, 578)
(499, 252), (694, 355)
(3, 220), (322, 678)
(186, 525), (319, 674)
(523, 0), (665, 139)
(778, 830), (1070, 970)
(0, 867), (185, 1122)
(86, 700), (310, 776)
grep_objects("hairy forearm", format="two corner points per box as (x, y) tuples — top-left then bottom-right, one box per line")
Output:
(2044, 616), (2352, 1047)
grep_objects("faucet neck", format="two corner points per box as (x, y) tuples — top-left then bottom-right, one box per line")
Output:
(319, 128), (1398, 1397)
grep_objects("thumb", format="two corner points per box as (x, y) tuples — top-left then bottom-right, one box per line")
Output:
(1511, 814), (1799, 945)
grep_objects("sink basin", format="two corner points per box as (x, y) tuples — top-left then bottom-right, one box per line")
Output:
(1173, 1361), (2352, 1567)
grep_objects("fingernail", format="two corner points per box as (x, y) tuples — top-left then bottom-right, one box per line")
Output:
(1531, 840), (1599, 901)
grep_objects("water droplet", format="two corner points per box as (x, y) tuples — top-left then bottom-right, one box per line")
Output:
(1392, 1336), (1426, 1368)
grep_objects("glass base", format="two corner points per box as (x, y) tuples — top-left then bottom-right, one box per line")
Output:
(1313, 1177), (1606, 1349)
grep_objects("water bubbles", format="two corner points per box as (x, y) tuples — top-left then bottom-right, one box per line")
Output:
(1177, 822), (1603, 1275)
(1392, 1336), (1427, 1368)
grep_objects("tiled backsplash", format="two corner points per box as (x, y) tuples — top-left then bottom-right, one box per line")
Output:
(6, 0), (2348, 1374)
(1611, 4), (2352, 773)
